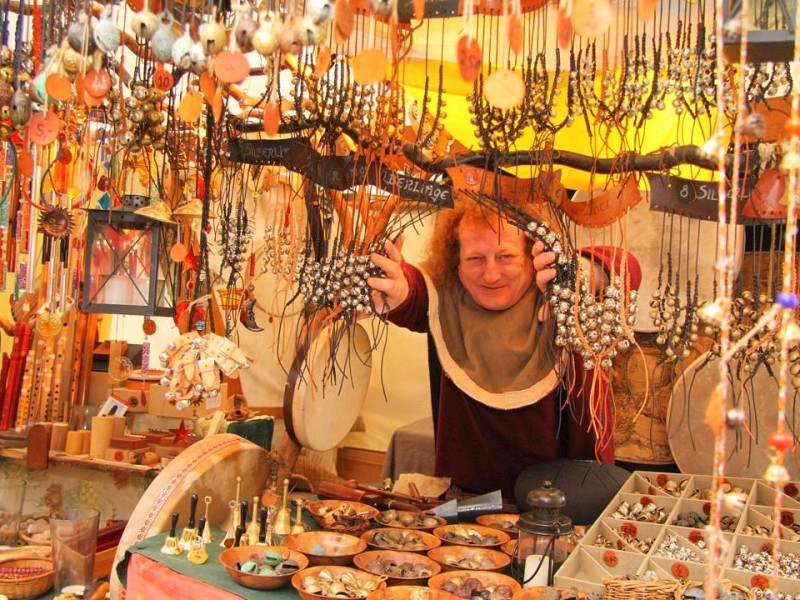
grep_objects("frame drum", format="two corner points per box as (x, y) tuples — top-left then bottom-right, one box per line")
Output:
(284, 321), (372, 452)
(110, 433), (270, 596)
(667, 351), (800, 480)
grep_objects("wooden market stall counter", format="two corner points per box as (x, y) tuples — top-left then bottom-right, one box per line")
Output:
(0, 447), (161, 480)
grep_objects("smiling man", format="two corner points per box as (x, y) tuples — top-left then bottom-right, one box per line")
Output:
(368, 198), (641, 499)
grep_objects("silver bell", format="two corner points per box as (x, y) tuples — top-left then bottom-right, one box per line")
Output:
(67, 11), (96, 54)
(9, 89), (31, 128)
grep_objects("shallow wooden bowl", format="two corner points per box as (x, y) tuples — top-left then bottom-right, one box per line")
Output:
(476, 514), (520, 536)
(433, 524), (511, 548)
(428, 569), (521, 598)
(285, 530), (367, 566)
(374, 510), (447, 531)
(427, 545), (512, 573)
(218, 545), (308, 590)
(353, 549), (441, 586)
(291, 564), (385, 600)
(361, 528), (442, 553)
(367, 585), (461, 600)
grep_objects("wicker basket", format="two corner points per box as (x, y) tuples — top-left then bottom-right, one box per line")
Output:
(675, 580), (755, 600)
(0, 557), (54, 600)
(603, 576), (679, 600)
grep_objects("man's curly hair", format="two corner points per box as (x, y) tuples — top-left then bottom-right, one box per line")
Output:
(422, 196), (537, 287)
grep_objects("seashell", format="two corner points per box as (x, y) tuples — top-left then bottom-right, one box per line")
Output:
(317, 568), (334, 582)
(279, 21), (302, 55)
(67, 11), (96, 54)
(189, 42), (209, 74)
(198, 18), (227, 55)
(151, 12), (177, 63)
(94, 5), (120, 54)
(61, 47), (83, 75)
(306, 0), (335, 25)
(171, 25), (194, 68)
(129, 6), (159, 40)
(294, 16), (323, 46)
(252, 11), (280, 56)
(9, 88), (31, 127)
(367, 0), (395, 17)
(234, 10), (258, 52)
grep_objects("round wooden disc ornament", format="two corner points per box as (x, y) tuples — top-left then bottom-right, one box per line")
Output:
(557, 7), (573, 51)
(83, 69), (112, 99)
(214, 50), (250, 84)
(352, 48), (388, 85)
(283, 321), (372, 452)
(45, 73), (73, 102)
(178, 89), (204, 122)
(334, 0), (355, 45)
(570, 0), (613, 38)
(484, 69), (525, 110)
(169, 242), (188, 262)
(457, 35), (482, 82)
(507, 15), (523, 55)
(28, 110), (62, 145)
(315, 45), (332, 77)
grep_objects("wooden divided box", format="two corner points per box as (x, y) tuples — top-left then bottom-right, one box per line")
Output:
(555, 471), (800, 595)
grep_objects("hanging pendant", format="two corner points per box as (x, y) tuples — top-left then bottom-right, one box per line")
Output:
(67, 11), (96, 54)
(151, 12), (177, 63)
(9, 89), (32, 128)
(252, 11), (280, 56)
(171, 25), (194, 69)
(94, 4), (121, 54)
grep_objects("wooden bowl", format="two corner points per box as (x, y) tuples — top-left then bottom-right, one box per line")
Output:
(307, 501), (378, 535)
(285, 530), (367, 566)
(374, 510), (447, 531)
(428, 569), (522, 598)
(353, 549), (441, 586)
(291, 564), (385, 600)
(433, 524), (511, 548)
(218, 545), (308, 590)
(361, 528), (442, 553)
(501, 539), (517, 557)
(367, 585), (461, 600)
(427, 545), (512, 573)
(0, 557), (54, 600)
(512, 586), (591, 600)
(476, 514), (520, 536)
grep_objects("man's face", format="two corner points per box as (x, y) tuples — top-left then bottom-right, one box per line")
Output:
(457, 216), (534, 311)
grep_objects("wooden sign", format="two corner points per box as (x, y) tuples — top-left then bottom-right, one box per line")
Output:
(646, 172), (750, 222)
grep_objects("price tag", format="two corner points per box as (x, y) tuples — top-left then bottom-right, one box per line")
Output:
(83, 69), (111, 99)
(45, 73), (73, 102)
(28, 111), (62, 145)
(153, 63), (174, 92)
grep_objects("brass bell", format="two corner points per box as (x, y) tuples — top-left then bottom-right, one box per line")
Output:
(9, 89), (32, 128)
(129, 108), (145, 123)
(0, 46), (12, 66)
(0, 105), (10, 119)
(0, 122), (11, 140)
(147, 110), (163, 124)
(133, 85), (149, 100)
(0, 67), (13, 83)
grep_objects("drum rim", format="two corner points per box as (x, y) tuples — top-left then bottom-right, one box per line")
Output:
(283, 320), (372, 452)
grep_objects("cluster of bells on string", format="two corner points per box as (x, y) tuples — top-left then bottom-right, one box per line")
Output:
(0, 45), (34, 139)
